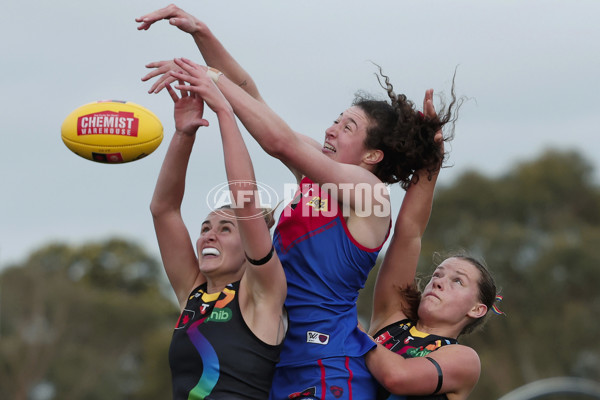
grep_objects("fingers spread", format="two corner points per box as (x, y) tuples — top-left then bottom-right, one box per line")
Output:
(165, 83), (179, 103)
(177, 79), (188, 97)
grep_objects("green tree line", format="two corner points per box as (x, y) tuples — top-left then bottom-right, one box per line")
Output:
(2, 149), (599, 399)
(358, 148), (600, 399)
(0, 240), (176, 400)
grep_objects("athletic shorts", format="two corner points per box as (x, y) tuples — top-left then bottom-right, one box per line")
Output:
(269, 356), (377, 400)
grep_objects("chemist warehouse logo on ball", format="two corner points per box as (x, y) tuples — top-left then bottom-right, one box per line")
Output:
(77, 111), (139, 137)
(206, 180), (280, 220)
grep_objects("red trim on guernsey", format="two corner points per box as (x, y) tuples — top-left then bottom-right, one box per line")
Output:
(345, 356), (353, 400)
(338, 214), (391, 252)
(318, 359), (327, 399)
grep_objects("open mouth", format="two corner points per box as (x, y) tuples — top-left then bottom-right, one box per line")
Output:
(202, 247), (221, 257)
(323, 142), (336, 153)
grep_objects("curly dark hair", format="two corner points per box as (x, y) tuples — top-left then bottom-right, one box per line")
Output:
(353, 65), (460, 189)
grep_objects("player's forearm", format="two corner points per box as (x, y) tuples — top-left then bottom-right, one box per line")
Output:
(218, 109), (259, 214)
(396, 168), (439, 239)
(192, 27), (263, 101)
(217, 76), (296, 161)
(150, 131), (195, 215)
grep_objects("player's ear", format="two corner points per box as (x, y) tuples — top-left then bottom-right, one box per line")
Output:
(468, 303), (487, 319)
(363, 149), (383, 165)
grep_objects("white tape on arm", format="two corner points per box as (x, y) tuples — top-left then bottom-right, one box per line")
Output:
(206, 67), (224, 84)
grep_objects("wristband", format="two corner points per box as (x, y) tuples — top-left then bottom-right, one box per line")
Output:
(245, 246), (275, 266)
(207, 67), (223, 84)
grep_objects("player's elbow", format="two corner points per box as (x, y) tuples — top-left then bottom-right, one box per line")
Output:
(149, 198), (164, 218)
(149, 198), (176, 219)
(249, 116), (298, 158)
(262, 129), (297, 162)
(378, 368), (412, 394)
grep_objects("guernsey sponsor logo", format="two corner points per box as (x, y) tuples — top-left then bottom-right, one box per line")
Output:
(77, 110), (139, 136)
(206, 308), (232, 322)
(306, 331), (329, 345)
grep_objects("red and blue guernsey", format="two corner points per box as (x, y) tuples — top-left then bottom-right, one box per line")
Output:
(271, 176), (389, 399)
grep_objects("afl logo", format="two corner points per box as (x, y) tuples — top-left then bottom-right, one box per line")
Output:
(206, 180), (280, 220)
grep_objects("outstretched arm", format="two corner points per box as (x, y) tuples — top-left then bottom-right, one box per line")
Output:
(366, 343), (480, 399)
(137, 4), (263, 101)
(150, 82), (209, 310)
(369, 89), (443, 334)
(172, 58), (390, 248)
(365, 91), (479, 399)
(177, 67), (286, 343)
(137, 5), (322, 182)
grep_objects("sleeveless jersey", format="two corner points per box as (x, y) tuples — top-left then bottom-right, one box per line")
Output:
(373, 319), (458, 400)
(169, 281), (282, 399)
(273, 176), (387, 366)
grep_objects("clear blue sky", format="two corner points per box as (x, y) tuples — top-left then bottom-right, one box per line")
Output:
(1, 0), (598, 267)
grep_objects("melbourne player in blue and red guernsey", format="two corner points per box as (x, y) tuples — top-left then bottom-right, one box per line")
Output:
(271, 176), (387, 398)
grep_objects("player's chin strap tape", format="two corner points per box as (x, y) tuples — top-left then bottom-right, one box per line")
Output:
(425, 356), (443, 395)
(245, 246), (275, 266)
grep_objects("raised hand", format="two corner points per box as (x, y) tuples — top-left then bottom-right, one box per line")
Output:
(165, 80), (209, 135)
(142, 60), (180, 94)
(136, 4), (203, 34)
(423, 89), (444, 157)
(170, 58), (232, 115)
(137, 5), (206, 94)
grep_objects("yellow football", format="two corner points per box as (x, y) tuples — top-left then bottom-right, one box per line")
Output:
(61, 100), (163, 163)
